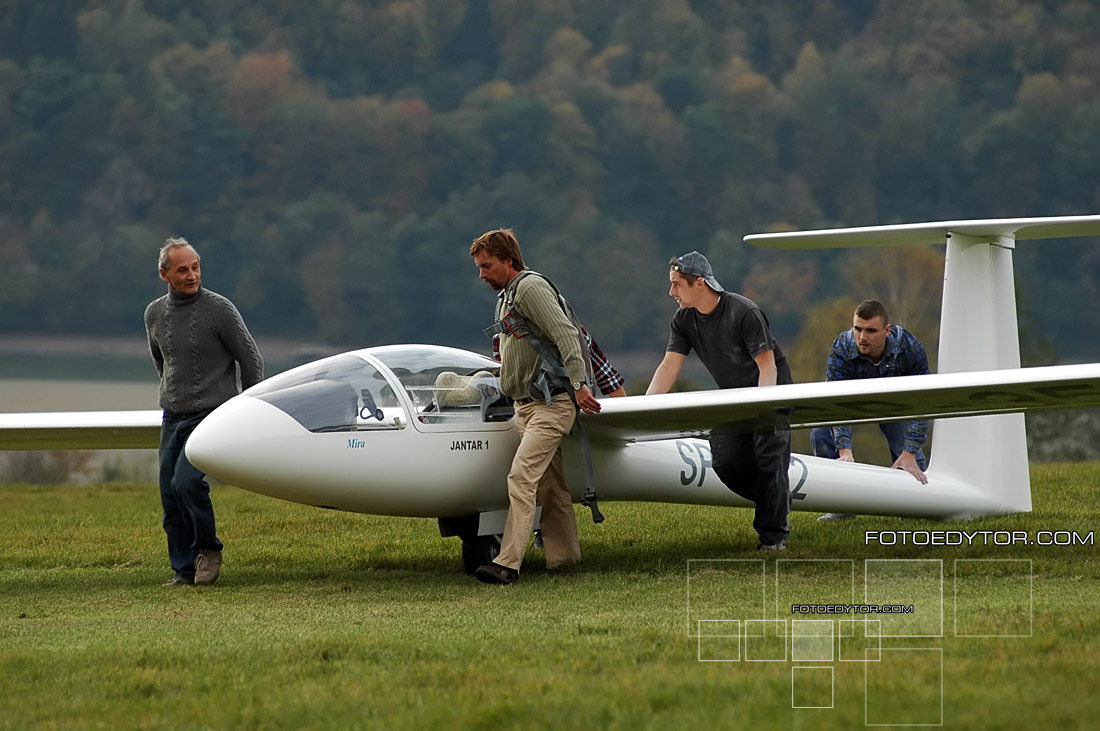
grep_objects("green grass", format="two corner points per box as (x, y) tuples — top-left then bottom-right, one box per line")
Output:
(2, 465), (1099, 730)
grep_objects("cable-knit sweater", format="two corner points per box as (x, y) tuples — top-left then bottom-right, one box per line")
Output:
(144, 287), (264, 414)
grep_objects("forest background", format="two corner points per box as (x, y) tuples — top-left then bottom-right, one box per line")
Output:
(3, 0), (1100, 385)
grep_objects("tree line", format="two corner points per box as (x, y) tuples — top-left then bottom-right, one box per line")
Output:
(2, 0), (1099, 363)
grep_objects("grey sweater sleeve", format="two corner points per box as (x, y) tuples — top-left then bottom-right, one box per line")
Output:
(144, 298), (165, 379)
(216, 297), (264, 392)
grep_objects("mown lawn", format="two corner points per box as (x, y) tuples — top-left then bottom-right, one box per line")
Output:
(1, 464), (1098, 730)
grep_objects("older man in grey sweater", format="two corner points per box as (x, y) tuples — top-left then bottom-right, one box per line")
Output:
(145, 237), (263, 586)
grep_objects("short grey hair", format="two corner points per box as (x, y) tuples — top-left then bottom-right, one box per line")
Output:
(158, 237), (199, 271)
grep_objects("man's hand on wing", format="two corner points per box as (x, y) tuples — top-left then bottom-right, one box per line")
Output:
(893, 450), (928, 484)
(576, 384), (601, 414)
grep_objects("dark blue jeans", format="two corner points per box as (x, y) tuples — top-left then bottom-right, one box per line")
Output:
(811, 425), (927, 469)
(159, 410), (222, 580)
(710, 421), (792, 546)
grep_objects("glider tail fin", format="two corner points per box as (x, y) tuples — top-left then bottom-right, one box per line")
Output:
(927, 233), (1031, 515)
(746, 216), (1100, 517)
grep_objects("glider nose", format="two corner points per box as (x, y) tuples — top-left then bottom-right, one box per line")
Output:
(185, 395), (297, 485)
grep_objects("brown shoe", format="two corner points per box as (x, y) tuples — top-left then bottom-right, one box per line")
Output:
(194, 550), (222, 585)
(475, 562), (519, 585)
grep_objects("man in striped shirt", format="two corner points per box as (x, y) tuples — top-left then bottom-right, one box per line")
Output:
(470, 228), (602, 584)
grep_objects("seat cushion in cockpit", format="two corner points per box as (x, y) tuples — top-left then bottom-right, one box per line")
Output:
(433, 371), (492, 408)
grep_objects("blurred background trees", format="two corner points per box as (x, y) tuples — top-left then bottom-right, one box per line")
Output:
(2, 0), (1099, 364)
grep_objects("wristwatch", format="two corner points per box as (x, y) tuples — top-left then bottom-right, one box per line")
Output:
(572, 380), (585, 391)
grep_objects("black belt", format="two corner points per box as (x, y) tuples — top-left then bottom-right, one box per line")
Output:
(516, 387), (568, 405)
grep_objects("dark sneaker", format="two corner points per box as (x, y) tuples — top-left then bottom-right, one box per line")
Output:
(757, 539), (788, 551)
(163, 576), (194, 587)
(817, 513), (855, 522)
(475, 562), (519, 585)
(194, 550), (222, 585)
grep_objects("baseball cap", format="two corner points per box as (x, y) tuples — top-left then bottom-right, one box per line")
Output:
(672, 251), (723, 292)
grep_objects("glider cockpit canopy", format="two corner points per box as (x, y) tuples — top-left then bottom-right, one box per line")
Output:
(246, 344), (511, 433)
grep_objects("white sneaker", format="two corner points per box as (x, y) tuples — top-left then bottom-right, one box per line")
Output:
(817, 513), (856, 522)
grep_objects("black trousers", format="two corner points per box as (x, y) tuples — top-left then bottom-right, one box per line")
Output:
(710, 421), (792, 545)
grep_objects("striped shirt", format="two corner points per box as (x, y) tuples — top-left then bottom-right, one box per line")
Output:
(494, 274), (587, 401)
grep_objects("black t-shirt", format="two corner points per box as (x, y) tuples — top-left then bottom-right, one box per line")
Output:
(667, 292), (792, 389)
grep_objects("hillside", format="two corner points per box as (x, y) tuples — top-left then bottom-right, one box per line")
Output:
(1, 1), (1099, 360)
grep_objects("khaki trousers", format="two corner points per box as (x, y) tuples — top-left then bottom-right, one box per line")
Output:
(495, 394), (581, 571)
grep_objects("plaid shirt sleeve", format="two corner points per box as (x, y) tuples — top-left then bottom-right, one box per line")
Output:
(585, 329), (625, 395)
(496, 330), (624, 395)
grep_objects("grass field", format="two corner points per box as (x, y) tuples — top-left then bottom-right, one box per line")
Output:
(2, 465), (1098, 730)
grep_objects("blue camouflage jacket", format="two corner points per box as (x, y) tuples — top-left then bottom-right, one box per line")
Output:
(826, 325), (929, 453)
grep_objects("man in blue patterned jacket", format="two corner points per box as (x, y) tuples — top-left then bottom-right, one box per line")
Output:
(812, 299), (930, 521)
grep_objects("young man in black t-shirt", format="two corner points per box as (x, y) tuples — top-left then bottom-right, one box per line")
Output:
(647, 251), (792, 550)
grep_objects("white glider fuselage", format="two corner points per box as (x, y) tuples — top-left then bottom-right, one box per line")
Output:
(186, 384), (1021, 522)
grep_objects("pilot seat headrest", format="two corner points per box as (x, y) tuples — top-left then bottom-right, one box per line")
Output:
(434, 371), (496, 408)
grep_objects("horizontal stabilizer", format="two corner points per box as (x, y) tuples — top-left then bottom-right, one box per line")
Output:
(745, 215), (1100, 250)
